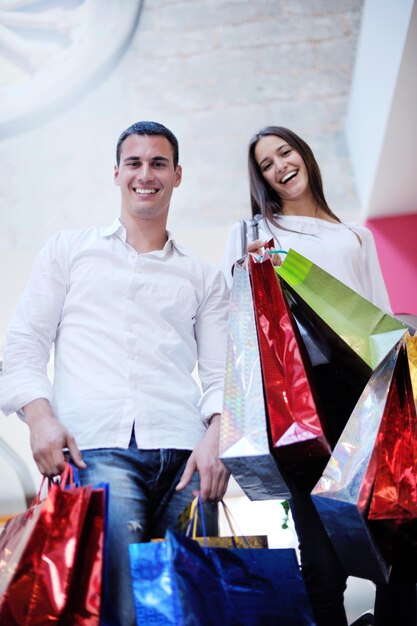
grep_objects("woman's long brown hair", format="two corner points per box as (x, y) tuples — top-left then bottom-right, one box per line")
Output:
(248, 126), (341, 224)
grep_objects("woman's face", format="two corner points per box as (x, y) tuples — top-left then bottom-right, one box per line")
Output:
(254, 135), (310, 204)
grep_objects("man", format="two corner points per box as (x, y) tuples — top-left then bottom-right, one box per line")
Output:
(0, 121), (230, 625)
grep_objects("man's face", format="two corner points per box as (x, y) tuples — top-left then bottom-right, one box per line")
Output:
(114, 134), (182, 223)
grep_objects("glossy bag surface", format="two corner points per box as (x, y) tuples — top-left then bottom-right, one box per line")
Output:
(0, 496), (45, 611)
(130, 531), (316, 626)
(368, 334), (417, 521)
(220, 262), (290, 499)
(276, 248), (406, 370)
(311, 344), (398, 584)
(367, 333), (417, 580)
(275, 248), (407, 451)
(58, 484), (107, 625)
(248, 254), (330, 486)
(312, 334), (417, 583)
(280, 279), (372, 450)
(0, 465), (106, 626)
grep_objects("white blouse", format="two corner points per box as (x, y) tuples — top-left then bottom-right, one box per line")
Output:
(221, 214), (392, 313)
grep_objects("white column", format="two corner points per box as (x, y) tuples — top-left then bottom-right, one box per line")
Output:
(345, 0), (416, 220)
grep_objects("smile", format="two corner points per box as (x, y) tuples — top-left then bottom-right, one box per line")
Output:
(280, 170), (298, 184)
(133, 188), (157, 195)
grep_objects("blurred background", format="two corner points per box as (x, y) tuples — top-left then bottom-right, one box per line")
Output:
(1, 0), (416, 620)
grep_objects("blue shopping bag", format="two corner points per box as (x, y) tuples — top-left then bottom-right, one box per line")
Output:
(129, 529), (316, 626)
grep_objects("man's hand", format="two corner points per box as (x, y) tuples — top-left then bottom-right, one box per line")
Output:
(23, 398), (86, 477)
(175, 414), (230, 502)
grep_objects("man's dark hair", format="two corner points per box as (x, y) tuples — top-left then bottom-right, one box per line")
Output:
(116, 121), (179, 167)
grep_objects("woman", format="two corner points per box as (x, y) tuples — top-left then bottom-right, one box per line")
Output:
(222, 126), (390, 312)
(222, 126), (415, 626)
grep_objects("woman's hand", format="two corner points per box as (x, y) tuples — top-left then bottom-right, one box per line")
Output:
(247, 239), (283, 267)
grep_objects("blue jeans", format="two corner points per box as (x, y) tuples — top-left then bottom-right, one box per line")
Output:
(72, 438), (218, 626)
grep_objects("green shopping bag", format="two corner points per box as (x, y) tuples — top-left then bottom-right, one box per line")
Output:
(276, 249), (407, 370)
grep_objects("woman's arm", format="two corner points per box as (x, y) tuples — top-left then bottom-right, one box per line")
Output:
(358, 226), (392, 314)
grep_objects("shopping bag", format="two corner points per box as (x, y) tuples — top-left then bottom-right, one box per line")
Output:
(280, 279), (374, 449)
(58, 483), (108, 625)
(0, 463), (106, 625)
(129, 497), (316, 626)
(366, 332), (417, 580)
(368, 333), (417, 520)
(312, 333), (417, 584)
(248, 253), (330, 487)
(276, 248), (407, 370)
(220, 262), (290, 499)
(276, 249), (408, 450)
(407, 330), (417, 405)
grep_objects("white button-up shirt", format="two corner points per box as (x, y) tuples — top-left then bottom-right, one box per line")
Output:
(0, 220), (229, 451)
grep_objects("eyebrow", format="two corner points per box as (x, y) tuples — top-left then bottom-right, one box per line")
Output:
(258, 143), (290, 167)
(123, 156), (170, 164)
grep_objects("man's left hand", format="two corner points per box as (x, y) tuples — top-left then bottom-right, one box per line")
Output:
(175, 414), (230, 502)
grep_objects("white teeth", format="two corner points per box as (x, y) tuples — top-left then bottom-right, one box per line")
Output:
(134, 188), (156, 195)
(281, 171), (297, 184)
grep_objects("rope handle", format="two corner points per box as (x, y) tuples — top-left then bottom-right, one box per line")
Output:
(257, 249), (288, 261)
(187, 496), (252, 549)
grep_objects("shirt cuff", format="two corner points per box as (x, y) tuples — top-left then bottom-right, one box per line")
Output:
(0, 378), (53, 418)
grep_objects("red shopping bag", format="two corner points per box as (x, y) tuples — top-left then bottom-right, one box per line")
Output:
(0, 464), (105, 625)
(59, 484), (107, 626)
(366, 333), (417, 579)
(312, 333), (417, 583)
(368, 335), (417, 520)
(248, 253), (330, 487)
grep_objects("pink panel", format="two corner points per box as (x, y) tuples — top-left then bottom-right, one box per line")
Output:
(366, 213), (417, 315)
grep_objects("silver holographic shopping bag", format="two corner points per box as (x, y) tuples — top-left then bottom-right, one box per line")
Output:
(311, 341), (406, 584)
(220, 263), (290, 500)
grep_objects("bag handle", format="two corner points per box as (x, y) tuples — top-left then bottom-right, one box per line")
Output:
(257, 246), (288, 262)
(49, 461), (75, 489)
(240, 219), (248, 258)
(187, 496), (253, 549)
(240, 217), (262, 258)
(187, 496), (208, 542)
(25, 462), (75, 519)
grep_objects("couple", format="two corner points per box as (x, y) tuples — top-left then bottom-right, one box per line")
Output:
(0, 121), (409, 626)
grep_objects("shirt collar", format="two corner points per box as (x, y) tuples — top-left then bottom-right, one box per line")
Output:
(99, 218), (126, 240)
(99, 219), (188, 256)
